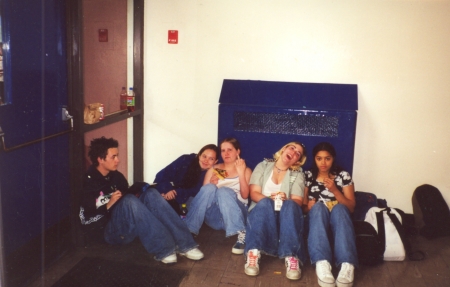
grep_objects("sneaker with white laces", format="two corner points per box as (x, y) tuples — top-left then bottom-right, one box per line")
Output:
(179, 248), (204, 260)
(316, 260), (336, 287)
(285, 256), (301, 280)
(244, 249), (260, 276)
(336, 262), (354, 287)
(161, 253), (177, 264)
(232, 231), (245, 254)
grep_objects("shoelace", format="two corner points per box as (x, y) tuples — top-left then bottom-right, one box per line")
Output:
(339, 264), (352, 279)
(247, 251), (258, 267)
(237, 231), (246, 244)
(287, 257), (298, 271)
(317, 261), (332, 277)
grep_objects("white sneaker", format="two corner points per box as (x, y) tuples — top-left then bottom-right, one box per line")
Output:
(285, 256), (301, 280)
(316, 260), (335, 287)
(161, 253), (177, 264)
(336, 263), (354, 287)
(244, 249), (260, 276)
(179, 248), (204, 260)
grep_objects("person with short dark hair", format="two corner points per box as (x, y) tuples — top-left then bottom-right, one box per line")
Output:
(303, 142), (357, 287)
(79, 137), (204, 264)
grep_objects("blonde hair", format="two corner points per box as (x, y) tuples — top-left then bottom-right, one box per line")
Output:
(273, 141), (307, 171)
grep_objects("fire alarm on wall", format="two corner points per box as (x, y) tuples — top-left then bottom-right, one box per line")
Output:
(98, 29), (108, 42)
(168, 30), (178, 44)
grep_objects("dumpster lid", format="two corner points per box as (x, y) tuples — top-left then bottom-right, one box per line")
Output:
(219, 79), (358, 111)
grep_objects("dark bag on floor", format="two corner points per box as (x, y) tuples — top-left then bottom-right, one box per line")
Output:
(353, 219), (385, 266)
(412, 184), (450, 239)
(352, 191), (385, 265)
(352, 191), (378, 221)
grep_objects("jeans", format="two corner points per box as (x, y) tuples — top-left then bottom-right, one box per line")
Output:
(307, 203), (358, 267)
(185, 183), (247, 237)
(104, 188), (198, 261)
(245, 198), (306, 264)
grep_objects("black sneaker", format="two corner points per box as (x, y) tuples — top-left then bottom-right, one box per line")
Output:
(232, 231), (245, 254)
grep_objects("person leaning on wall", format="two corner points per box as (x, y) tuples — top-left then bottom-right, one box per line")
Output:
(185, 137), (252, 255)
(303, 142), (358, 287)
(153, 144), (220, 215)
(244, 141), (307, 281)
(79, 136), (204, 264)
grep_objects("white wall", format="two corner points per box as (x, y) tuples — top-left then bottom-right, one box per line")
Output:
(143, 0), (450, 213)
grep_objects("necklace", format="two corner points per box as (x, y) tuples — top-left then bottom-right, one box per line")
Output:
(274, 165), (288, 174)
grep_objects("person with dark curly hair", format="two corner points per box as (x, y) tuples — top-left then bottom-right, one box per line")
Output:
(303, 142), (357, 287)
(79, 137), (204, 264)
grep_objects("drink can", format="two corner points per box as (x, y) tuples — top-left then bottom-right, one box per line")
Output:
(274, 193), (283, 211)
(99, 104), (104, 120)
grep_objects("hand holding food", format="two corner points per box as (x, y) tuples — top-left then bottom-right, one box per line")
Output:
(213, 168), (228, 180)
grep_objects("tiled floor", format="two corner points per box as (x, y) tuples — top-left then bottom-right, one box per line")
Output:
(29, 224), (450, 287)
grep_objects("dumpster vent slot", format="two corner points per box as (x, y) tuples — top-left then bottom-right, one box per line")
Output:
(233, 111), (339, 137)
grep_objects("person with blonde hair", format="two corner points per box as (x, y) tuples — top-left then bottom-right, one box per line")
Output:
(244, 141), (307, 281)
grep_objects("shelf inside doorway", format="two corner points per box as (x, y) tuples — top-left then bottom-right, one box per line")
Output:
(82, 109), (142, 132)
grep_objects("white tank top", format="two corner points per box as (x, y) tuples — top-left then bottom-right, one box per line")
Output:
(216, 176), (247, 205)
(263, 171), (282, 197)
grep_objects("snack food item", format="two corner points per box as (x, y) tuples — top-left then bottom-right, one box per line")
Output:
(213, 168), (228, 180)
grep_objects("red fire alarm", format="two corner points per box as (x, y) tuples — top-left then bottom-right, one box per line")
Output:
(98, 29), (108, 42)
(168, 30), (178, 44)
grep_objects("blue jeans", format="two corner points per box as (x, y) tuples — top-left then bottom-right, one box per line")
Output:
(307, 203), (358, 267)
(104, 188), (198, 261)
(244, 198), (306, 264)
(185, 183), (247, 237)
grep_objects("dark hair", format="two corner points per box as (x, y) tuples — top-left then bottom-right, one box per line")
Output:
(310, 142), (343, 179)
(181, 144), (220, 188)
(88, 137), (118, 167)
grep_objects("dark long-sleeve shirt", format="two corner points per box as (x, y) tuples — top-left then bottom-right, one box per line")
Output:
(79, 165), (129, 232)
(153, 154), (206, 204)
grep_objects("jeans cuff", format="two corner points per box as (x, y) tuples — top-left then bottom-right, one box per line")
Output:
(178, 244), (199, 254)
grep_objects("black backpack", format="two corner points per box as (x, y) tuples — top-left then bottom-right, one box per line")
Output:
(412, 184), (450, 239)
(352, 191), (384, 265)
(353, 219), (385, 265)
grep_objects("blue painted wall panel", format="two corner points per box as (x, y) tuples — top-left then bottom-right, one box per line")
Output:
(0, 0), (70, 256)
(218, 80), (358, 174)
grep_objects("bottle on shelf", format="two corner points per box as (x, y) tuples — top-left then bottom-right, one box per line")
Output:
(180, 203), (188, 220)
(120, 86), (127, 110)
(127, 87), (135, 112)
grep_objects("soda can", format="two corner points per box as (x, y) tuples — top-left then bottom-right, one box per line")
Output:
(99, 104), (105, 120)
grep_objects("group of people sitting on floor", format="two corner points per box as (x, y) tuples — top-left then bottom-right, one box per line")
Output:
(79, 136), (357, 287)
